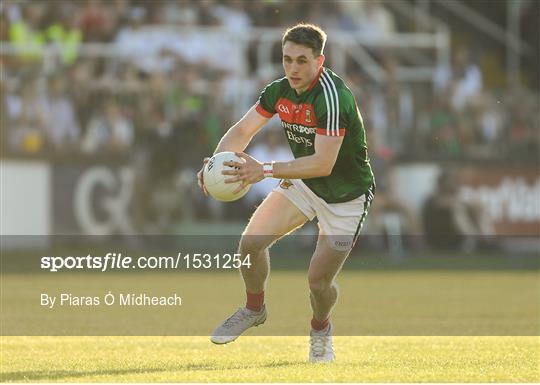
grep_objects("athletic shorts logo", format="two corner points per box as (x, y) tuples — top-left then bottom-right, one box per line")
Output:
(280, 179), (293, 189)
(334, 240), (351, 248)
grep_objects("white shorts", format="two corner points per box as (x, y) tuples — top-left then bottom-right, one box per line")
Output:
(273, 179), (374, 251)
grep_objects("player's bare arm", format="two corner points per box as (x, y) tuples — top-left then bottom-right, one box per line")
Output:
(196, 105), (269, 194)
(223, 134), (344, 193)
(273, 135), (344, 178)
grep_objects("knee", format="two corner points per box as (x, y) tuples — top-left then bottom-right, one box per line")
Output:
(308, 273), (333, 295)
(239, 234), (271, 257)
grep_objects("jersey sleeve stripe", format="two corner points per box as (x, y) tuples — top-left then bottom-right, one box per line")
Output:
(316, 128), (345, 136)
(322, 71), (340, 137)
(318, 76), (333, 136)
(320, 70), (339, 136)
(319, 71), (338, 136)
(319, 72), (335, 136)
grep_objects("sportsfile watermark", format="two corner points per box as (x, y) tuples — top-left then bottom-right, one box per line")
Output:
(40, 292), (183, 308)
(40, 252), (252, 272)
(1, 235), (539, 336)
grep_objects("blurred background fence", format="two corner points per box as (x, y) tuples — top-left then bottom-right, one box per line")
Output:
(1, 0), (538, 254)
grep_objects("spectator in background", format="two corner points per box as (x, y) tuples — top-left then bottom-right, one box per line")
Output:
(44, 74), (81, 151)
(68, 58), (99, 130)
(0, 13), (9, 42)
(77, 0), (117, 42)
(114, 6), (161, 74)
(244, 1), (273, 27)
(1, 0), (23, 23)
(5, 76), (47, 154)
(197, 0), (222, 26)
(341, 0), (395, 38)
(132, 94), (184, 231)
(0, 13), (16, 69)
(8, 1), (47, 61)
(158, 0), (198, 26)
(366, 132), (420, 247)
(201, 73), (234, 159)
(82, 98), (134, 153)
(506, 92), (539, 159)
(368, 54), (414, 153)
(303, 2), (339, 30)
(422, 170), (494, 252)
(420, 90), (461, 157)
(45, 8), (83, 65)
(111, 0), (132, 26)
(434, 46), (483, 112)
(468, 94), (503, 157)
(212, 0), (251, 32)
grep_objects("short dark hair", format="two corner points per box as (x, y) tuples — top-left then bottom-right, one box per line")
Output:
(282, 23), (327, 57)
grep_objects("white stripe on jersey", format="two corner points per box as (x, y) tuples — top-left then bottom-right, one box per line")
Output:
(319, 72), (335, 135)
(319, 70), (339, 136)
(323, 71), (340, 136)
(320, 72), (336, 136)
(319, 74), (333, 135)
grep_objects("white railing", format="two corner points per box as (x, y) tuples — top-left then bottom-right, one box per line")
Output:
(1, 26), (449, 119)
(247, 27), (450, 84)
(1, 26), (450, 82)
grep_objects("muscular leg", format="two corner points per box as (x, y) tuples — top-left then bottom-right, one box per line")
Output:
(239, 191), (308, 293)
(210, 191), (309, 345)
(308, 232), (350, 323)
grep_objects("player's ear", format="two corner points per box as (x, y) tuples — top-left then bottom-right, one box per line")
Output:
(317, 54), (325, 68)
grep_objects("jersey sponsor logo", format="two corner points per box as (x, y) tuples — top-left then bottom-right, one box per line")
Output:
(278, 104), (290, 114)
(286, 130), (313, 147)
(275, 98), (318, 126)
(281, 121), (316, 135)
(281, 121), (315, 147)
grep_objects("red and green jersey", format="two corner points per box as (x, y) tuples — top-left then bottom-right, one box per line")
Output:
(255, 67), (374, 203)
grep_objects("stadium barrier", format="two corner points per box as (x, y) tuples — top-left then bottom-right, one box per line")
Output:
(393, 163), (540, 236)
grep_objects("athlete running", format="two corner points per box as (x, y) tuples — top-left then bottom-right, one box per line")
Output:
(197, 23), (375, 363)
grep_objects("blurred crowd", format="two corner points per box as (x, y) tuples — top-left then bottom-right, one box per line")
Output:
(1, 0), (538, 162)
(0, 0), (538, 234)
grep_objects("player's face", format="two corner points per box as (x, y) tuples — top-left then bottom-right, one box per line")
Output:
(282, 41), (324, 94)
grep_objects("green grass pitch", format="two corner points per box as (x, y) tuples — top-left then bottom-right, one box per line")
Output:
(1, 336), (538, 382)
(1, 268), (538, 382)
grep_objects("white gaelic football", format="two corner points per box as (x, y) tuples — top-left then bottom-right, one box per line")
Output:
(203, 151), (251, 202)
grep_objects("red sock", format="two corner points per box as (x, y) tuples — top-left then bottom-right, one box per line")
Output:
(311, 316), (329, 331)
(246, 291), (264, 312)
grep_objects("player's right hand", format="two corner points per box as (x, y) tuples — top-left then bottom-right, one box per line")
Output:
(197, 157), (209, 196)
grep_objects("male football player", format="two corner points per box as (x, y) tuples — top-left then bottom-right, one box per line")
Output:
(198, 23), (375, 363)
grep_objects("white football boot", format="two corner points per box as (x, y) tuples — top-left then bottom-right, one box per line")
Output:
(309, 323), (335, 363)
(210, 305), (267, 344)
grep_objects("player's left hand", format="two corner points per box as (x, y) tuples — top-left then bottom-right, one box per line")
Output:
(222, 152), (264, 194)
